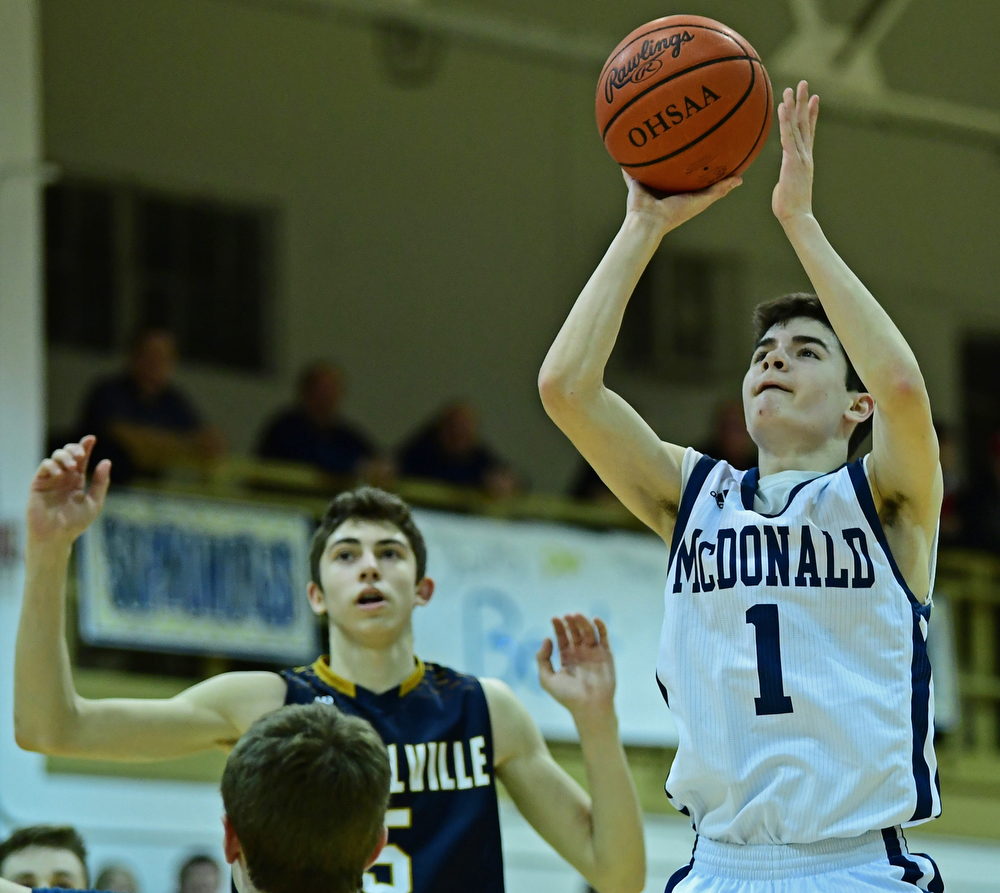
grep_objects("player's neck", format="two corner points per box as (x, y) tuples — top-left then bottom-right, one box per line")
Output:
(326, 623), (419, 694)
(756, 440), (849, 478)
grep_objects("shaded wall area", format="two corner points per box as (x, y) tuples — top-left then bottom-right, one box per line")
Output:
(41, 0), (1000, 492)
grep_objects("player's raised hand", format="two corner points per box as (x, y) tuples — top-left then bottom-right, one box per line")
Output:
(772, 79), (819, 225)
(624, 169), (742, 237)
(537, 614), (616, 729)
(27, 436), (111, 547)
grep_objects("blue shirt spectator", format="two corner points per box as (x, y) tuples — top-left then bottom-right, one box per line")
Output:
(398, 402), (520, 495)
(78, 329), (223, 482)
(256, 362), (381, 478)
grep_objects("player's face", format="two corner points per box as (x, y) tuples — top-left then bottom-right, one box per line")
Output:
(742, 318), (859, 456)
(0, 846), (88, 889)
(309, 518), (431, 646)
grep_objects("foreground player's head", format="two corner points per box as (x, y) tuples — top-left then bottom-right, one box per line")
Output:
(0, 825), (89, 889)
(307, 487), (433, 646)
(742, 293), (873, 463)
(221, 703), (390, 893)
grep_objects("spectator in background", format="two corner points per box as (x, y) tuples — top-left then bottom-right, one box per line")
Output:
(0, 826), (88, 889)
(79, 328), (224, 482)
(94, 865), (139, 893)
(568, 460), (618, 507)
(398, 401), (521, 496)
(697, 397), (757, 469)
(935, 421), (963, 546)
(957, 430), (1000, 555)
(176, 856), (219, 893)
(0, 704), (390, 893)
(256, 362), (390, 483)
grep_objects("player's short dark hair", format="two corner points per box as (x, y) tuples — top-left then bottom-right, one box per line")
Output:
(309, 487), (427, 586)
(221, 703), (390, 893)
(0, 825), (89, 886)
(752, 293), (872, 455)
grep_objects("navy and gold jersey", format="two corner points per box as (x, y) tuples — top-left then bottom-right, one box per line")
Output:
(282, 657), (505, 893)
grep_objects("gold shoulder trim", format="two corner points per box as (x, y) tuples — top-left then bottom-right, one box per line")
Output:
(399, 658), (425, 697)
(312, 656), (356, 698)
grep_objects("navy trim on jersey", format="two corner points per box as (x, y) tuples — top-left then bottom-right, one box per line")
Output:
(669, 455), (717, 565)
(846, 460), (918, 604)
(656, 672), (670, 708)
(846, 459), (938, 819)
(663, 861), (693, 892)
(908, 607), (936, 821)
(739, 464), (845, 517)
(847, 460), (938, 820)
(881, 827), (943, 890)
(664, 837), (698, 892)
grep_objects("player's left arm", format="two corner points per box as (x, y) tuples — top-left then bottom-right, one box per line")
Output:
(773, 81), (941, 593)
(483, 616), (645, 893)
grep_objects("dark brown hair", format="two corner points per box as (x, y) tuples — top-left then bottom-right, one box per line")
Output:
(309, 487), (427, 587)
(752, 293), (872, 455)
(221, 704), (390, 893)
(0, 826), (89, 886)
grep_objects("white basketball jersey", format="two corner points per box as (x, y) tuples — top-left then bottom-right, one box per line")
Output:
(656, 449), (940, 845)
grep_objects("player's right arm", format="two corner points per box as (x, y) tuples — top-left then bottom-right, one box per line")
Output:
(14, 437), (286, 761)
(538, 174), (740, 541)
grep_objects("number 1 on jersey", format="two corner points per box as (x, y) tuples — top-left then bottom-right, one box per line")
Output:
(745, 604), (794, 716)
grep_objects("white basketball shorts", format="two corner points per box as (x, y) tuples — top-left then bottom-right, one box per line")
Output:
(664, 827), (943, 892)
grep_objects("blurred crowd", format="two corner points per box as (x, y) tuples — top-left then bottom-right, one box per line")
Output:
(0, 824), (220, 893)
(67, 328), (521, 498)
(58, 327), (1000, 554)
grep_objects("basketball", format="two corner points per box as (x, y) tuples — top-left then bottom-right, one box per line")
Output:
(596, 15), (773, 194)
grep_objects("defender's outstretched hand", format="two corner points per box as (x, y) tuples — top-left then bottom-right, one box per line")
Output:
(27, 435), (111, 547)
(772, 80), (820, 224)
(537, 615), (615, 730)
(624, 170), (742, 237)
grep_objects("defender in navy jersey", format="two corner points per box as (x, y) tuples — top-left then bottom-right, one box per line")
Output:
(541, 81), (944, 891)
(282, 659), (503, 893)
(16, 464), (645, 893)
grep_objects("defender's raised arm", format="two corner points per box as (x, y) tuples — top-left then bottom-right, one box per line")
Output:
(14, 437), (284, 760)
(538, 174), (740, 542)
(485, 615), (644, 893)
(772, 81), (941, 598)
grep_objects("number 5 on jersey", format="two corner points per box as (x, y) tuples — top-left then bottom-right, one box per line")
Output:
(746, 604), (794, 716)
(364, 808), (412, 893)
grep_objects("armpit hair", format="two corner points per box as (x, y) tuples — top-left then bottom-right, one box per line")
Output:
(879, 491), (908, 528)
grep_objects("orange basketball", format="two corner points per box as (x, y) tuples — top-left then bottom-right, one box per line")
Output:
(596, 15), (773, 194)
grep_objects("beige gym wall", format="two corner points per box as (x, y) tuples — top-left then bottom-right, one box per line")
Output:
(41, 0), (1000, 491)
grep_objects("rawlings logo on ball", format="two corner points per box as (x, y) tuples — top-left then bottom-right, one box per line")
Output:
(604, 31), (695, 103)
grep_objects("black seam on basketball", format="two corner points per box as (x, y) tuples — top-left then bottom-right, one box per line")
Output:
(598, 23), (751, 81)
(600, 54), (757, 141)
(619, 57), (757, 169)
(726, 62), (772, 177)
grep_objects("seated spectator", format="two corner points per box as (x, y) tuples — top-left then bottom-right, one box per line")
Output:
(256, 362), (389, 482)
(398, 401), (521, 496)
(567, 460), (619, 507)
(935, 421), (963, 547)
(957, 430), (1000, 555)
(0, 826), (88, 889)
(93, 865), (138, 893)
(697, 398), (757, 469)
(79, 329), (224, 482)
(0, 703), (389, 893)
(176, 857), (219, 893)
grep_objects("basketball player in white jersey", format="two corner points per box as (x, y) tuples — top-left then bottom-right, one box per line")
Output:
(539, 80), (944, 892)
